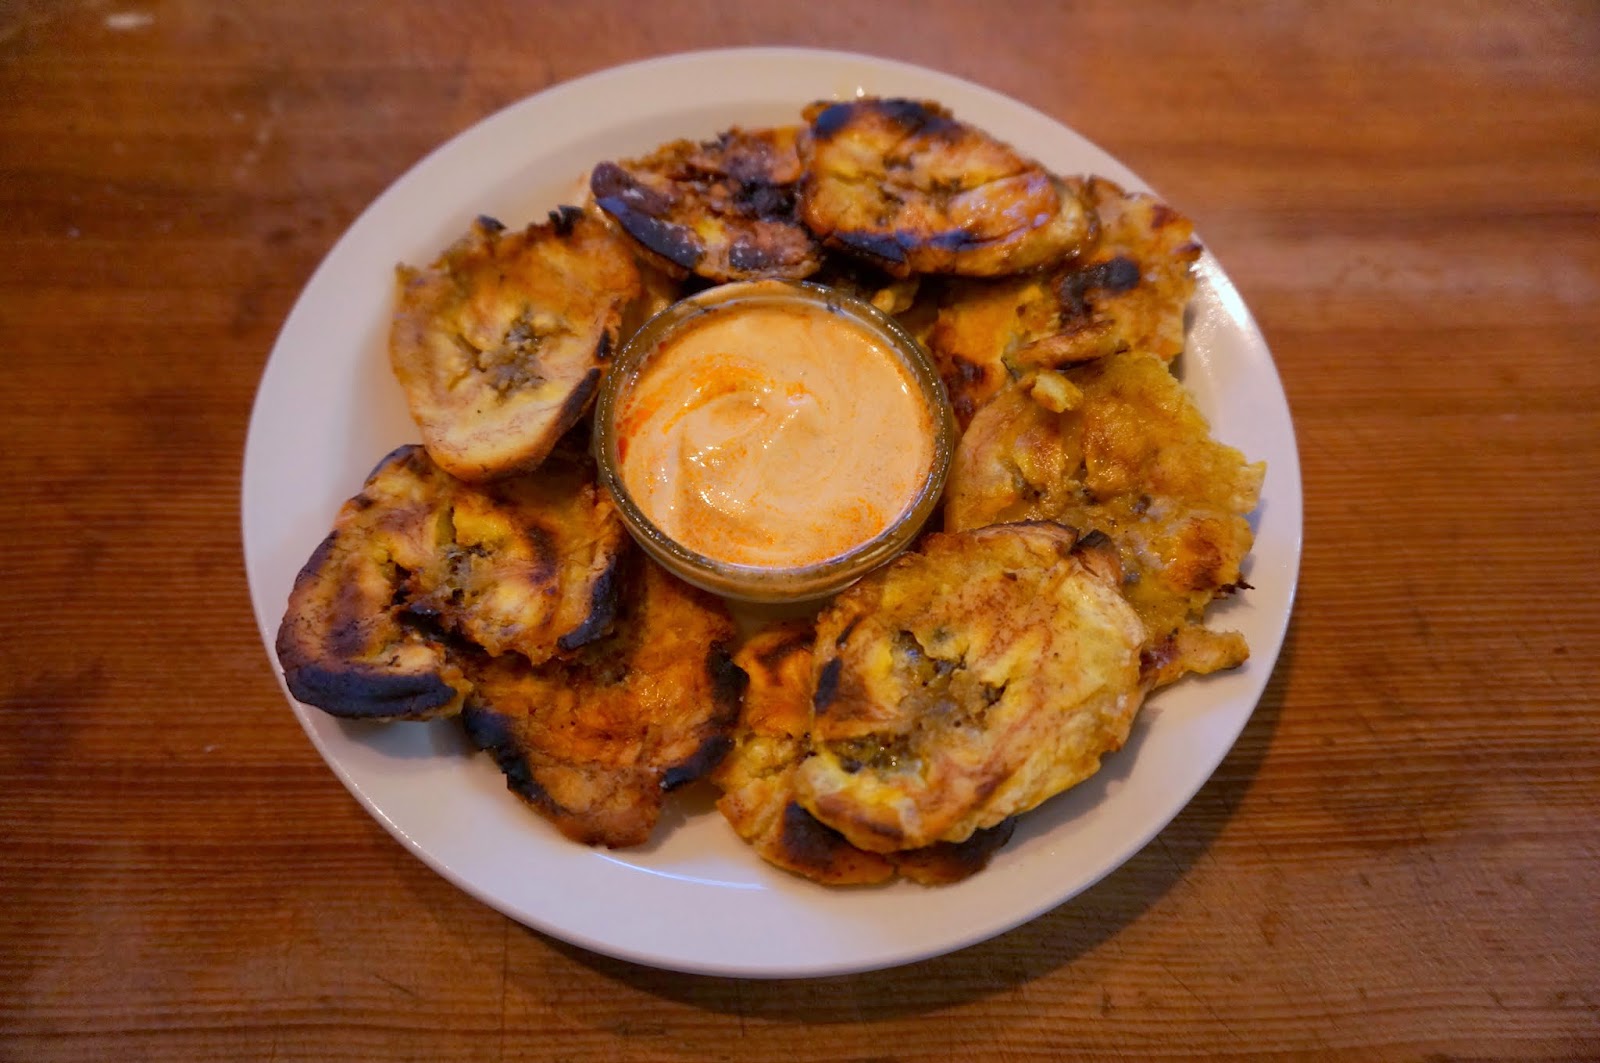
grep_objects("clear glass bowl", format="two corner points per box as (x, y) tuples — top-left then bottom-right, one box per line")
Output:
(593, 279), (956, 603)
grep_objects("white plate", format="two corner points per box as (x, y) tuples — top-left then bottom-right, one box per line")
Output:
(242, 47), (1302, 978)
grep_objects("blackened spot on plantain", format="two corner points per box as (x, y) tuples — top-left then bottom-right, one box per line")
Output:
(460, 706), (563, 812)
(598, 204), (706, 271)
(548, 205), (584, 236)
(367, 443), (426, 482)
(519, 524), (559, 584)
(902, 817), (1018, 880)
(813, 656), (843, 712)
(728, 237), (785, 273)
(1139, 634), (1179, 677)
(809, 102), (855, 140)
(475, 215), (506, 234)
(835, 616), (862, 648)
(877, 98), (949, 134)
(290, 530), (340, 590)
(589, 162), (671, 215)
(328, 585), (378, 659)
(736, 181), (794, 218)
(779, 802), (857, 869)
(1076, 528), (1113, 552)
(708, 644), (749, 722)
(1058, 255), (1142, 320)
(282, 661), (457, 720)
(928, 229), (985, 251)
(662, 645), (745, 789)
(662, 735), (731, 790)
(756, 626), (814, 671)
(555, 554), (621, 652)
(1099, 256), (1142, 291)
(831, 230), (906, 267)
(549, 366), (603, 444)
(594, 331), (612, 362)
(401, 599), (441, 623)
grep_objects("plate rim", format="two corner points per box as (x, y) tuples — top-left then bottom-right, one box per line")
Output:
(241, 45), (1303, 979)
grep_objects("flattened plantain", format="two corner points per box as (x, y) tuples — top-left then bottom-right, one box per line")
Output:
(713, 622), (1016, 885)
(713, 622), (895, 884)
(275, 446), (469, 721)
(591, 127), (823, 282)
(1055, 176), (1202, 367)
(459, 558), (746, 848)
(799, 98), (1091, 278)
(944, 351), (1264, 686)
(927, 177), (1201, 428)
(404, 441), (629, 665)
(276, 444), (629, 721)
(927, 272), (1061, 429)
(795, 524), (1147, 853)
(390, 209), (642, 482)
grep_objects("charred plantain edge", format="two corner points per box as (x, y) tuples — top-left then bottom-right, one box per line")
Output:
(281, 660), (460, 720)
(459, 705), (563, 813)
(662, 734), (733, 791)
(779, 801), (867, 872)
(554, 548), (624, 652)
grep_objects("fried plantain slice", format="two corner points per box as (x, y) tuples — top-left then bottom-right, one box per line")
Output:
(794, 524), (1147, 854)
(276, 444), (628, 721)
(799, 98), (1092, 278)
(403, 440), (628, 665)
(927, 177), (1202, 428)
(927, 272), (1060, 429)
(713, 622), (1017, 885)
(591, 126), (823, 283)
(713, 622), (896, 884)
(275, 446), (469, 722)
(944, 352), (1264, 686)
(459, 558), (746, 848)
(390, 208), (642, 482)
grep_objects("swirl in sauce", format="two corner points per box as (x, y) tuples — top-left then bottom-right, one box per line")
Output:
(616, 300), (934, 568)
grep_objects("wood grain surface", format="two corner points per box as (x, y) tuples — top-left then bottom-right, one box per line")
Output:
(2, 1), (1597, 1059)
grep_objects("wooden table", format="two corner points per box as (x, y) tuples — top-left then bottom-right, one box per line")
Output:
(3, 2), (1596, 1058)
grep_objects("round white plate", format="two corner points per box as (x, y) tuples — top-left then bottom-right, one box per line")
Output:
(242, 47), (1302, 978)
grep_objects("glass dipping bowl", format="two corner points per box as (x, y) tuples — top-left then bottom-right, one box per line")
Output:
(593, 279), (956, 603)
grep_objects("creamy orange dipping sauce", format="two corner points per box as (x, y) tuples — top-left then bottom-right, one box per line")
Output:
(616, 300), (935, 568)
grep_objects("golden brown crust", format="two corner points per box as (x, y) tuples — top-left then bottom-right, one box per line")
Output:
(389, 209), (642, 482)
(795, 524), (1147, 853)
(943, 351), (1264, 687)
(799, 98), (1091, 278)
(1139, 625), (1250, 690)
(591, 127), (823, 282)
(926, 177), (1201, 429)
(459, 558), (745, 848)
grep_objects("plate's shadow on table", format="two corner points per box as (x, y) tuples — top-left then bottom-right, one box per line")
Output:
(540, 620), (1297, 1018)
